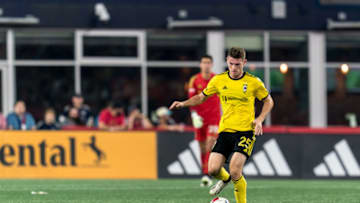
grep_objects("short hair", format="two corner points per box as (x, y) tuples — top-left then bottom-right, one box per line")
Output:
(227, 47), (246, 60)
(45, 108), (56, 115)
(72, 93), (83, 98)
(200, 54), (213, 62)
(14, 100), (25, 107)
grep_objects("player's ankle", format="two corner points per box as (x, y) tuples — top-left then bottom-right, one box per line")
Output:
(223, 176), (231, 183)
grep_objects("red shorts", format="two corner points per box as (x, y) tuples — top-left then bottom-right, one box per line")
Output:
(195, 123), (219, 142)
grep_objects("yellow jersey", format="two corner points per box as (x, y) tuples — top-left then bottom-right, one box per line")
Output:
(202, 71), (269, 133)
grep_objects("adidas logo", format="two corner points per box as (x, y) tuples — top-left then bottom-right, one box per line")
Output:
(167, 140), (202, 175)
(313, 139), (360, 177)
(243, 139), (292, 176)
(223, 86), (228, 90)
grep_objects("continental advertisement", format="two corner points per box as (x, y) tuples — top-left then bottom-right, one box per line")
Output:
(0, 131), (157, 179)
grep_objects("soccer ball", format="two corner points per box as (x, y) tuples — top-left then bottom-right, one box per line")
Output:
(210, 197), (230, 203)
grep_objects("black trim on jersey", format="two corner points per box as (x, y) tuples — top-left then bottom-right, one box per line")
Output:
(260, 93), (269, 101)
(202, 91), (208, 97)
(228, 71), (246, 80)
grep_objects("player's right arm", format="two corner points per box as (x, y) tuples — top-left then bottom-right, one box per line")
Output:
(169, 92), (208, 110)
(170, 75), (218, 110)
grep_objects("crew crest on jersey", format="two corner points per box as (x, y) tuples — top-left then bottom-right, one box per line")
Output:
(243, 83), (248, 93)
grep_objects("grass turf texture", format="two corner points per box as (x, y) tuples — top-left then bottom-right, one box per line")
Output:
(0, 179), (359, 203)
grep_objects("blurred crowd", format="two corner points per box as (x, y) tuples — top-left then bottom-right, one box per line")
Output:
(0, 94), (185, 131)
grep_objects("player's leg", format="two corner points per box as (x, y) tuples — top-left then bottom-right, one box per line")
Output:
(202, 125), (218, 186)
(195, 126), (211, 186)
(208, 152), (227, 180)
(199, 126), (209, 175)
(204, 135), (215, 176)
(199, 139), (212, 187)
(208, 133), (232, 195)
(229, 152), (247, 203)
(208, 152), (231, 195)
(230, 131), (256, 203)
(199, 140), (208, 174)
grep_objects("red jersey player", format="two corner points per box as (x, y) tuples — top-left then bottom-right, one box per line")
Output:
(188, 55), (221, 187)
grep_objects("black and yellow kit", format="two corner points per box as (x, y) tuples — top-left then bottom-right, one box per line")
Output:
(202, 71), (269, 158)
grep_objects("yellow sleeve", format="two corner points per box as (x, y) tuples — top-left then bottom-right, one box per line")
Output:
(254, 78), (269, 101)
(202, 76), (218, 96)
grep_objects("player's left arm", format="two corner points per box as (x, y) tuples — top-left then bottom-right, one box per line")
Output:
(253, 95), (274, 136)
(253, 78), (274, 136)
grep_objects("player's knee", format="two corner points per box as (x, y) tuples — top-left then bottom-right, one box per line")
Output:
(208, 166), (221, 177)
(229, 168), (243, 180)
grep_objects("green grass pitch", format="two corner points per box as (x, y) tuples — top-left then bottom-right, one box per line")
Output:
(0, 179), (360, 203)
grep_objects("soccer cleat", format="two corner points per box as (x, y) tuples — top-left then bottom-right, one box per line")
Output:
(200, 175), (213, 187)
(209, 180), (229, 196)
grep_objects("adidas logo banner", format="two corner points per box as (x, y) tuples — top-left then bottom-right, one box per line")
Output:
(157, 131), (360, 179)
(167, 140), (202, 175)
(243, 139), (292, 176)
(157, 131), (203, 178)
(157, 132), (300, 178)
(313, 139), (360, 177)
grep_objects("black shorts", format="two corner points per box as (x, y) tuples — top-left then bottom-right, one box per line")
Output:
(212, 131), (256, 160)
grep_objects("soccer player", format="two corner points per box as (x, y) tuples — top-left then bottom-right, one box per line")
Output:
(169, 47), (274, 203)
(188, 55), (221, 187)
